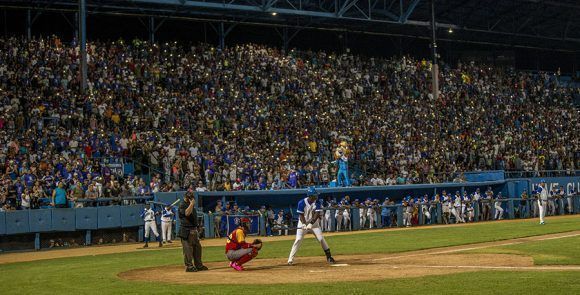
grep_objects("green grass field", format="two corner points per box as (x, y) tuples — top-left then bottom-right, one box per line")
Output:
(465, 235), (580, 265)
(2, 217), (580, 294)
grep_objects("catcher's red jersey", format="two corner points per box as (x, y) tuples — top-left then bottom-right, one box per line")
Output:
(225, 227), (252, 252)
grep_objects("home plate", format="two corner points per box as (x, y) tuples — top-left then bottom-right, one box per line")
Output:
(331, 264), (349, 267)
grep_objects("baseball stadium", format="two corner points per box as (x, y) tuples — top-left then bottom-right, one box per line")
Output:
(0, 0), (579, 294)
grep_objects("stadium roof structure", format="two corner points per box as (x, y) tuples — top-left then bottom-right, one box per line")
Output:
(3, 0), (580, 51)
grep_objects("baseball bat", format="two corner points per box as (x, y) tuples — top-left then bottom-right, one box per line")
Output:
(147, 199), (181, 207)
(169, 199), (181, 207)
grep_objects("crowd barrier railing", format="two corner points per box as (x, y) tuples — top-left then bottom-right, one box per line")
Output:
(216, 195), (580, 236)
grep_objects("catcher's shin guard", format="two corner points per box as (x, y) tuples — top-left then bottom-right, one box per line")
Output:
(237, 248), (259, 266)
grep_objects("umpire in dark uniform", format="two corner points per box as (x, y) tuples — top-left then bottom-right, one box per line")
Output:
(178, 191), (208, 272)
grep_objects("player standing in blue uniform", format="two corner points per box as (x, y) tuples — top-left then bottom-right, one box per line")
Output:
(287, 187), (335, 265)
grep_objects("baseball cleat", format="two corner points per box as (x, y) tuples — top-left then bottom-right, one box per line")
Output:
(197, 265), (209, 271)
(287, 261), (294, 266)
(143, 243), (148, 248)
(186, 266), (197, 272)
(540, 221), (546, 225)
(230, 262), (244, 271)
(327, 257), (336, 264)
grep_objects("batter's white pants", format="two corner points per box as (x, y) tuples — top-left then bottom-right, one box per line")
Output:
(567, 197), (574, 214)
(538, 200), (547, 223)
(288, 227), (329, 263)
(161, 221), (172, 242)
(494, 205), (504, 220)
(144, 221), (159, 240)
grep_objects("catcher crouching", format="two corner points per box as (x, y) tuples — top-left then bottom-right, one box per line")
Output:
(225, 217), (262, 271)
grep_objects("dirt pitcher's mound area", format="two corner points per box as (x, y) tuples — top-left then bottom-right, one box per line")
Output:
(118, 253), (550, 285)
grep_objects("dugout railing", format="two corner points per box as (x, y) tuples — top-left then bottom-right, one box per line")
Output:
(203, 195), (580, 237)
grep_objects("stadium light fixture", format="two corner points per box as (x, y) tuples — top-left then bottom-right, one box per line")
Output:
(448, 28), (453, 33)
(272, 12), (277, 16)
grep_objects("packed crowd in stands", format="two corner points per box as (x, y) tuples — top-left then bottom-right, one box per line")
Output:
(0, 36), (579, 210)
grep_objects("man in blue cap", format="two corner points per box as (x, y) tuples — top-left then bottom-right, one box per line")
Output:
(287, 187), (335, 265)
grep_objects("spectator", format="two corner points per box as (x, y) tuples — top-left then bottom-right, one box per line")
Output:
(51, 182), (68, 208)
(0, 36), (577, 205)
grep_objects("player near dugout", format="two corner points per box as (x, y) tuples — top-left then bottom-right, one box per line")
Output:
(287, 187), (335, 265)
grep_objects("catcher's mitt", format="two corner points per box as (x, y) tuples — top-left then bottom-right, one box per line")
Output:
(252, 239), (263, 250)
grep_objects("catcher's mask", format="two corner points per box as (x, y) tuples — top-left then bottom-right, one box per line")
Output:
(240, 217), (251, 230)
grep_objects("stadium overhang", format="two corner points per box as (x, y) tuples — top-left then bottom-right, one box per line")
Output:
(2, 0), (580, 51)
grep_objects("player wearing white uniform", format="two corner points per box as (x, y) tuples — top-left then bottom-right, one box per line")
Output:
(567, 188), (575, 214)
(335, 199), (349, 231)
(323, 198), (333, 232)
(461, 192), (468, 220)
(161, 205), (175, 243)
(441, 192), (451, 224)
(367, 199), (377, 229)
(275, 210), (288, 236)
(537, 181), (549, 224)
(288, 187), (335, 265)
(473, 189), (482, 220)
(356, 199), (367, 229)
(421, 195), (431, 225)
(466, 194), (475, 222)
(452, 192), (464, 223)
(141, 203), (162, 248)
(342, 196), (351, 230)
(494, 192), (505, 220)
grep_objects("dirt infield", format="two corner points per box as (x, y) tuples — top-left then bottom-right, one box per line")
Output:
(118, 231), (580, 285)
